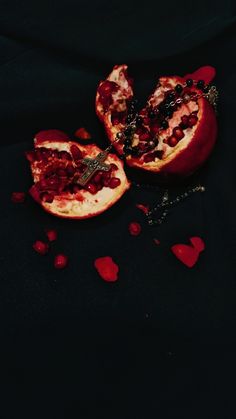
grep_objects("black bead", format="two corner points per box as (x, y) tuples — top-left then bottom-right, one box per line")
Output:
(129, 146), (140, 156)
(126, 115), (133, 124)
(161, 120), (168, 129)
(203, 85), (209, 93)
(148, 110), (156, 119)
(136, 116), (143, 125)
(166, 91), (175, 101)
(197, 80), (205, 89)
(123, 146), (132, 155)
(124, 138), (131, 147)
(124, 127), (133, 136)
(186, 78), (193, 87)
(175, 84), (183, 94)
(165, 109), (173, 117)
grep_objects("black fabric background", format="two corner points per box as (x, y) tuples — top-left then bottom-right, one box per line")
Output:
(0, 1), (236, 418)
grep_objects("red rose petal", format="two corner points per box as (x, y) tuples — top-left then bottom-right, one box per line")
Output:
(136, 203), (150, 214)
(94, 256), (119, 282)
(189, 236), (205, 253)
(128, 221), (142, 236)
(183, 66), (216, 84)
(74, 127), (92, 140)
(171, 244), (199, 268)
(11, 192), (26, 203)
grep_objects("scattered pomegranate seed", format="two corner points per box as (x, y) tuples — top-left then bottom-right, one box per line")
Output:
(45, 229), (57, 242)
(33, 240), (49, 255)
(110, 163), (118, 171)
(94, 256), (119, 282)
(54, 254), (68, 269)
(70, 145), (83, 160)
(74, 127), (91, 140)
(153, 238), (161, 245)
(11, 192), (26, 203)
(128, 221), (142, 236)
(136, 203), (150, 214)
(40, 192), (54, 203)
(109, 177), (121, 189)
(93, 171), (103, 184)
(189, 236), (205, 252)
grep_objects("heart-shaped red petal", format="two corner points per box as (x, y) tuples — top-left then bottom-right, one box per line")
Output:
(171, 244), (199, 268)
(189, 236), (205, 252)
(94, 256), (119, 282)
(184, 66), (216, 84)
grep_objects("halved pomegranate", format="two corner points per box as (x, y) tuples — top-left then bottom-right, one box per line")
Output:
(26, 130), (130, 219)
(96, 65), (218, 178)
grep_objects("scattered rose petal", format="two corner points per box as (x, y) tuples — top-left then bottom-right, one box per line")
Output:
(33, 240), (49, 255)
(136, 203), (150, 214)
(45, 229), (57, 242)
(54, 254), (68, 269)
(153, 238), (160, 245)
(11, 192), (26, 203)
(128, 221), (142, 236)
(94, 256), (119, 282)
(190, 236), (205, 253)
(74, 127), (92, 140)
(171, 244), (200, 268)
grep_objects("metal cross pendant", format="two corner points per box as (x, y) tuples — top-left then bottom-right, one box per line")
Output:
(77, 146), (112, 186)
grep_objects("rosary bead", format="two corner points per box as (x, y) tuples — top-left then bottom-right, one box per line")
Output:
(175, 84), (183, 94)
(197, 80), (205, 89)
(186, 78), (193, 87)
(161, 120), (169, 129)
(136, 116), (143, 125)
(148, 110), (156, 119)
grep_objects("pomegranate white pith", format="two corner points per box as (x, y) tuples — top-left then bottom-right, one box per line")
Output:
(27, 135), (130, 219)
(96, 65), (217, 177)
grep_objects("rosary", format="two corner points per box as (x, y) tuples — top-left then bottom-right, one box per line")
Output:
(77, 77), (218, 226)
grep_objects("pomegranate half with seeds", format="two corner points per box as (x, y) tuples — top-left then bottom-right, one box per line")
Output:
(96, 65), (218, 178)
(26, 130), (130, 219)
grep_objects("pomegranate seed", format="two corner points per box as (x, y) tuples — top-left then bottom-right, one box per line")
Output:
(40, 192), (54, 203)
(103, 178), (110, 187)
(66, 164), (76, 176)
(56, 168), (67, 177)
(45, 229), (57, 242)
(96, 184), (103, 191)
(143, 153), (155, 163)
(102, 170), (111, 181)
(25, 151), (35, 162)
(109, 177), (121, 189)
(51, 150), (59, 159)
(98, 80), (118, 98)
(139, 132), (150, 141)
(70, 145), (83, 160)
(33, 240), (49, 255)
(86, 183), (97, 194)
(168, 136), (178, 147)
(128, 221), (142, 236)
(59, 151), (72, 160)
(72, 184), (81, 193)
(54, 254), (68, 269)
(173, 127), (184, 140)
(180, 115), (189, 128)
(110, 163), (118, 171)
(11, 192), (26, 203)
(188, 115), (198, 127)
(93, 171), (103, 183)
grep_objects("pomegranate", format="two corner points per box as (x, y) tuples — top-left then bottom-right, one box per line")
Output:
(96, 65), (218, 179)
(26, 130), (130, 219)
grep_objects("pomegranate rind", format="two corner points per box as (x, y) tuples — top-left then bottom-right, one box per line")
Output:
(28, 136), (130, 219)
(96, 66), (217, 178)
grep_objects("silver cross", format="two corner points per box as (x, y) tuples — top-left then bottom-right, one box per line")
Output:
(77, 148), (111, 186)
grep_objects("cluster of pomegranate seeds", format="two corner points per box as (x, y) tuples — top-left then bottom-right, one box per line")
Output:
(98, 80), (119, 111)
(32, 228), (68, 269)
(94, 256), (119, 282)
(163, 112), (198, 147)
(11, 192), (26, 203)
(128, 221), (142, 236)
(26, 144), (122, 203)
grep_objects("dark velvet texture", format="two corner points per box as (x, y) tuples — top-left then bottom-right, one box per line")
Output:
(0, 1), (236, 417)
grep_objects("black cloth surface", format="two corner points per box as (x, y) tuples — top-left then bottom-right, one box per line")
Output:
(0, 1), (236, 418)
